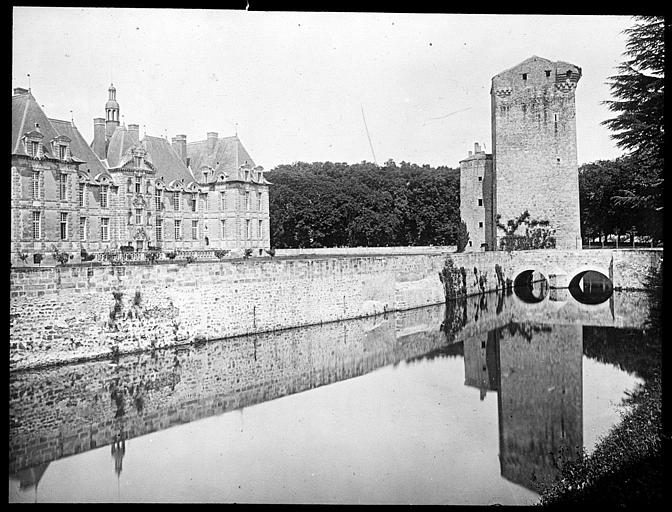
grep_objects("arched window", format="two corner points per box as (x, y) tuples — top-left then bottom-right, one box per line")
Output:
(566, 70), (572, 79)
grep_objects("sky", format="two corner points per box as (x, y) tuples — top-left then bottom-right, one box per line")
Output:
(12, 8), (633, 170)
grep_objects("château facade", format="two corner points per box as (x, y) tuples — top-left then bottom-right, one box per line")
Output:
(11, 85), (271, 266)
(460, 56), (583, 251)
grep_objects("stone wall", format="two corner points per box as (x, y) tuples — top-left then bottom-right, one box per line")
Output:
(9, 249), (661, 371)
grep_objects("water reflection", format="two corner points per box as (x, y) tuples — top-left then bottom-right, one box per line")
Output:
(568, 271), (613, 305)
(9, 288), (657, 503)
(513, 271), (549, 303)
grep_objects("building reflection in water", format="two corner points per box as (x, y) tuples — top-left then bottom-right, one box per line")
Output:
(462, 320), (583, 493)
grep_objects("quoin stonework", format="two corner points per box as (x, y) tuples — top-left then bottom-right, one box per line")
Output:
(11, 84), (271, 266)
(461, 56), (583, 251)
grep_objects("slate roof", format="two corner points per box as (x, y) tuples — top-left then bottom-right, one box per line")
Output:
(48, 118), (107, 176)
(106, 125), (140, 169)
(11, 91), (60, 156)
(143, 135), (196, 186)
(186, 135), (256, 183)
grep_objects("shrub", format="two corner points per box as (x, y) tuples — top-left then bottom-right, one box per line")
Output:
(51, 246), (70, 266)
(266, 247), (276, 257)
(244, 248), (253, 259)
(456, 220), (469, 253)
(214, 249), (230, 260)
(146, 250), (160, 264)
(165, 251), (177, 260)
(120, 245), (135, 253)
(185, 255), (196, 264)
(17, 251), (28, 264)
(497, 210), (556, 252)
(33, 253), (43, 265)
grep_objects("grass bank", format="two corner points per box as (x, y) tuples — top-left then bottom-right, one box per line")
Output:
(538, 373), (663, 507)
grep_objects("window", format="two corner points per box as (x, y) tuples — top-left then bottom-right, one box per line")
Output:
(245, 170), (249, 181)
(220, 191), (225, 210)
(32, 171), (40, 199)
(155, 189), (163, 210)
(32, 211), (41, 239)
(135, 208), (142, 225)
(59, 145), (67, 161)
(156, 219), (163, 242)
(29, 141), (39, 158)
(146, 181), (151, 194)
(557, 158), (561, 164)
(545, 70), (551, 78)
(478, 198), (483, 206)
(192, 220), (198, 240)
(59, 174), (67, 201)
(478, 222), (484, 228)
(522, 73), (527, 80)
(79, 183), (86, 207)
(135, 177), (141, 193)
(80, 217), (87, 241)
(566, 70), (572, 79)
(221, 219), (226, 238)
(101, 217), (110, 241)
(258, 220), (263, 239)
(100, 185), (109, 208)
(246, 219), (251, 239)
(191, 195), (197, 212)
(174, 219), (182, 240)
(134, 156), (142, 168)
(173, 192), (181, 211)
(554, 113), (559, 134)
(60, 212), (68, 240)
(258, 192), (263, 211)
(245, 191), (250, 211)
(468, 241), (472, 247)
(478, 176), (483, 182)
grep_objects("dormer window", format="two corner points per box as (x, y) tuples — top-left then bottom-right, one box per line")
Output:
(245, 170), (249, 181)
(566, 70), (572, 79)
(58, 145), (67, 161)
(28, 141), (39, 158)
(134, 156), (142, 168)
(135, 176), (141, 194)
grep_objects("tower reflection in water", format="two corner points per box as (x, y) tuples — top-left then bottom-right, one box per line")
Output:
(462, 322), (583, 493)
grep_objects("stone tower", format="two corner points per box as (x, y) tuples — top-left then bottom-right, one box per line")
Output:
(491, 56), (582, 250)
(459, 142), (495, 251)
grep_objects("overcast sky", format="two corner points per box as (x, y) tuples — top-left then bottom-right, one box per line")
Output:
(12, 8), (633, 170)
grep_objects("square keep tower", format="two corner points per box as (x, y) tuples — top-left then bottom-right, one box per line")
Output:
(491, 56), (582, 250)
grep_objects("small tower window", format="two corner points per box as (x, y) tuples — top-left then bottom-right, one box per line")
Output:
(522, 73), (527, 80)
(478, 176), (483, 182)
(478, 222), (484, 228)
(566, 70), (573, 79)
(557, 158), (561, 164)
(478, 198), (483, 206)
(545, 70), (551, 78)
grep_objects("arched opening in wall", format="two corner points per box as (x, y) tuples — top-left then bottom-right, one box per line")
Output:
(568, 271), (613, 304)
(513, 270), (549, 303)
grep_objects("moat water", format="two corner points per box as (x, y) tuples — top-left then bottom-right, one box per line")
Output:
(9, 283), (660, 504)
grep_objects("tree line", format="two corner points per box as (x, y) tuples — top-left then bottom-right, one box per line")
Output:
(266, 160), (461, 248)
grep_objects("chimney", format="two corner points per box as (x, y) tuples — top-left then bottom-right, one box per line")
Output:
(172, 134), (187, 164)
(474, 142), (481, 154)
(207, 132), (218, 153)
(128, 123), (140, 142)
(92, 118), (106, 159)
(468, 150), (473, 157)
(14, 87), (29, 95)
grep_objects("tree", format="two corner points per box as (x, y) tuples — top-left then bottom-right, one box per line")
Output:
(496, 211), (556, 252)
(602, 16), (664, 216)
(456, 220), (469, 253)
